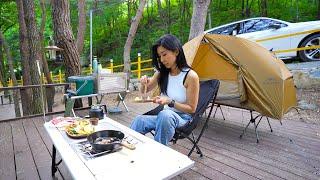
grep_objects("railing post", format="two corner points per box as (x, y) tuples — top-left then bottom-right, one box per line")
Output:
(110, 59), (114, 73)
(21, 76), (23, 85)
(137, 53), (141, 79)
(42, 73), (45, 84)
(59, 70), (62, 83)
(50, 71), (53, 82)
(89, 65), (93, 74)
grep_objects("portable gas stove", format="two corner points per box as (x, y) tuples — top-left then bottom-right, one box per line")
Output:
(72, 136), (139, 161)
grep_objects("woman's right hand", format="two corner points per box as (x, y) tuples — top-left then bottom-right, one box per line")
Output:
(140, 75), (149, 86)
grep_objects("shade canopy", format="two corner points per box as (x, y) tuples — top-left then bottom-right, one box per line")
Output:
(183, 34), (297, 119)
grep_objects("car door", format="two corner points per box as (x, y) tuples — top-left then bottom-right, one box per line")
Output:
(236, 19), (292, 58)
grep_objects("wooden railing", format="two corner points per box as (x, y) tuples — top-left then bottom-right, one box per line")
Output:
(5, 53), (153, 86)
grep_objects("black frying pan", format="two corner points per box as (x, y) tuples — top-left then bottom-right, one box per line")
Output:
(87, 130), (135, 152)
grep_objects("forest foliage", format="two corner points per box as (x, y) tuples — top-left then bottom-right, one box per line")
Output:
(0, 0), (319, 77)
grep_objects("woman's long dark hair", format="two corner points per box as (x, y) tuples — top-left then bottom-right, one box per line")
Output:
(151, 34), (190, 95)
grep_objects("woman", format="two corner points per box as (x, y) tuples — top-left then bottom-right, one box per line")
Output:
(130, 34), (199, 145)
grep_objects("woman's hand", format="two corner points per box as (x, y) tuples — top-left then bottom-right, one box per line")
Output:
(154, 96), (171, 105)
(140, 75), (149, 95)
(140, 75), (149, 86)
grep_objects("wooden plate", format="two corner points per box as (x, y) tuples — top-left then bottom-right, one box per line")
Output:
(134, 99), (154, 103)
(64, 120), (94, 139)
(65, 131), (88, 139)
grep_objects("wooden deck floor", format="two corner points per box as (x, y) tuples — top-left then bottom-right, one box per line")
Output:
(1, 101), (320, 180)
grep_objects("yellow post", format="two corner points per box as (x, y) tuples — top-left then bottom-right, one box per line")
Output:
(42, 73), (45, 84)
(50, 71), (53, 82)
(89, 65), (93, 74)
(137, 53), (141, 79)
(59, 69), (62, 83)
(21, 76), (23, 85)
(9, 78), (13, 86)
(110, 59), (114, 73)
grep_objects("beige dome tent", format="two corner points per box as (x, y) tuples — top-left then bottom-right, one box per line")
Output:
(183, 34), (297, 120)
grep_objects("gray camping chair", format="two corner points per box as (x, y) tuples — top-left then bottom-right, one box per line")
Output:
(143, 80), (220, 157)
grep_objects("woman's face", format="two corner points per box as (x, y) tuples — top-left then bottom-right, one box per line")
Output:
(157, 45), (178, 69)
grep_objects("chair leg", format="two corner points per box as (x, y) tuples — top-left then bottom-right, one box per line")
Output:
(189, 102), (215, 157)
(117, 93), (129, 112)
(186, 136), (203, 157)
(239, 120), (251, 139)
(257, 116), (273, 133)
(240, 111), (261, 143)
(253, 120), (260, 143)
(266, 117), (273, 132)
(212, 104), (219, 118)
(218, 105), (226, 120)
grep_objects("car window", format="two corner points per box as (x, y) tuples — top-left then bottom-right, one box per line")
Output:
(208, 23), (241, 35)
(243, 19), (287, 33)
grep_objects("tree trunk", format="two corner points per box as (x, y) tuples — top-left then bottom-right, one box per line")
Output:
(76, 0), (86, 55)
(52, 0), (82, 108)
(157, 0), (168, 31)
(241, 0), (245, 17)
(0, 37), (12, 102)
(52, 0), (81, 78)
(22, 0), (43, 115)
(0, 31), (21, 117)
(123, 0), (147, 85)
(261, 0), (267, 17)
(318, 0), (320, 19)
(127, 0), (132, 25)
(0, 55), (6, 88)
(39, 0), (55, 113)
(189, 0), (211, 40)
(245, 0), (250, 17)
(16, 0), (32, 116)
(167, 0), (171, 33)
(0, 39), (8, 88)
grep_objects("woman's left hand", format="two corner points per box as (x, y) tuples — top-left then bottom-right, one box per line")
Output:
(154, 96), (171, 105)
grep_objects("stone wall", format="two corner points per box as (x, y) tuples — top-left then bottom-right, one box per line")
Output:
(287, 61), (320, 89)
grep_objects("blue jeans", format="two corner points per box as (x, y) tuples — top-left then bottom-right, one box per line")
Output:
(130, 109), (192, 145)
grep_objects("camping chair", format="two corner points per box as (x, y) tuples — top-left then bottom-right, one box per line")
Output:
(143, 80), (220, 157)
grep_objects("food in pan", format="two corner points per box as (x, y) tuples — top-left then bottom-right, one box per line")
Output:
(94, 137), (119, 144)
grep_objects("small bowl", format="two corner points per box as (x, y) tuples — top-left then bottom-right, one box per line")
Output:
(89, 118), (99, 126)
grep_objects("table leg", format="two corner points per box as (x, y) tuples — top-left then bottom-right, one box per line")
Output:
(51, 145), (57, 176)
(88, 97), (93, 106)
(51, 145), (63, 177)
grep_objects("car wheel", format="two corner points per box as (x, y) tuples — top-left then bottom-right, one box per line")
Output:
(298, 34), (320, 62)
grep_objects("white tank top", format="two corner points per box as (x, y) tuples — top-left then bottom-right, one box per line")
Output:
(163, 68), (190, 112)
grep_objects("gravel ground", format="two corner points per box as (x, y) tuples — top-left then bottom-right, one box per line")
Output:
(283, 87), (320, 125)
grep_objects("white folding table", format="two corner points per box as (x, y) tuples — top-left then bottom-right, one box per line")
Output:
(44, 117), (194, 180)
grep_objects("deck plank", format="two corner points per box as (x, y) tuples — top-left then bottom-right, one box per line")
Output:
(10, 120), (40, 180)
(23, 118), (64, 180)
(0, 122), (16, 180)
(1, 100), (320, 180)
(211, 119), (320, 163)
(32, 117), (73, 180)
(199, 129), (318, 179)
(173, 144), (252, 180)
